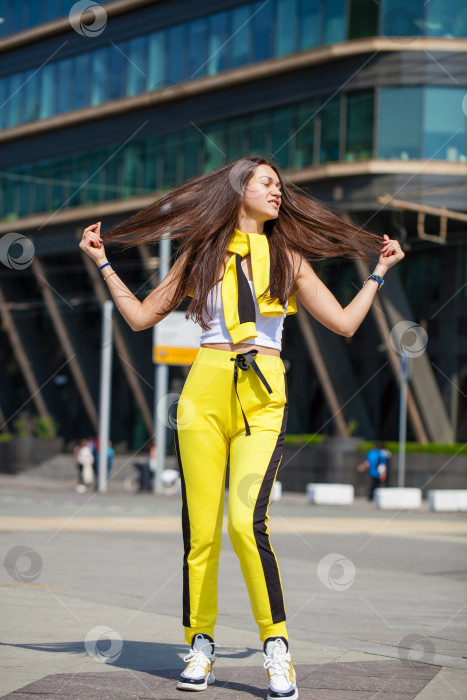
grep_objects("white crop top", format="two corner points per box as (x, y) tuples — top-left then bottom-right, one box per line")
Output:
(200, 280), (287, 350)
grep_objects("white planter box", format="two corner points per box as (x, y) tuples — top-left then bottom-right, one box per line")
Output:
(427, 489), (467, 511)
(374, 487), (422, 509)
(306, 483), (354, 505)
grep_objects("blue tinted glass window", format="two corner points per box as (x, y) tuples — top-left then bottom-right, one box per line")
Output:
(345, 90), (374, 161)
(378, 87), (423, 158)
(12, 1), (25, 33)
(39, 63), (56, 119)
(45, 0), (59, 23)
(207, 11), (229, 75)
(275, 0), (298, 57)
(126, 36), (146, 97)
(167, 25), (185, 84)
(35, 165), (48, 213)
(18, 167), (32, 217)
(6, 73), (24, 127)
(323, 0), (346, 44)
(252, 1), (273, 62)
(122, 144), (144, 198)
(56, 58), (73, 114)
(349, 0), (378, 38)
(74, 53), (91, 108)
(249, 111), (271, 156)
(202, 123), (225, 173)
(298, 0), (321, 49)
(226, 117), (247, 161)
(272, 107), (294, 168)
(146, 31), (165, 90)
(187, 18), (207, 80)
(105, 147), (123, 200)
(427, 0), (467, 37)
(230, 5), (251, 68)
(381, 0), (424, 38)
(107, 44), (126, 101)
(319, 95), (341, 162)
(22, 68), (39, 122)
(294, 100), (316, 167)
(90, 47), (109, 106)
(141, 137), (157, 193)
(183, 131), (203, 180)
(423, 88), (466, 161)
(0, 78), (6, 128)
(26, 0), (41, 27)
(0, 1), (9, 37)
(162, 131), (182, 188)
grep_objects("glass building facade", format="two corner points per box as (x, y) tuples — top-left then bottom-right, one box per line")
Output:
(1, 0), (467, 128)
(2, 86), (465, 220)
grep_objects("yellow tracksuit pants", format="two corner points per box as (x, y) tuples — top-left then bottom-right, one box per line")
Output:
(174, 346), (289, 644)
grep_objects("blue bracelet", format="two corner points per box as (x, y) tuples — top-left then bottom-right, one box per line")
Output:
(99, 262), (110, 271)
(364, 274), (384, 288)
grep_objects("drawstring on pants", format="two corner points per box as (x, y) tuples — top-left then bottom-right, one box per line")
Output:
(230, 349), (273, 436)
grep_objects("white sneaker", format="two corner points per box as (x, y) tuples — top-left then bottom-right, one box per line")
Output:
(263, 636), (298, 700)
(177, 633), (217, 691)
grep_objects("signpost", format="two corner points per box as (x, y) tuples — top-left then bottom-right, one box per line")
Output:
(98, 300), (113, 492)
(397, 353), (409, 488)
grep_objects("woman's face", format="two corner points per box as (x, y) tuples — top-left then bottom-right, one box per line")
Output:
(241, 164), (282, 222)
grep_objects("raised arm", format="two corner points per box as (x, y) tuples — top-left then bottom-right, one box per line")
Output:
(289, 234), (404, 337)
(79, 222), (188, 332)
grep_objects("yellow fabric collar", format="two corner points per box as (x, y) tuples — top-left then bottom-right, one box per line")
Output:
(188, 227), (297, 344)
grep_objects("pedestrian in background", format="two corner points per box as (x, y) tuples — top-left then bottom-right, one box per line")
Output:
(75, 438), (94, 493)
(357, 440), (388, 501)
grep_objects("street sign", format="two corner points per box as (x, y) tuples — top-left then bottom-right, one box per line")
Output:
(153, 310), (201, 365)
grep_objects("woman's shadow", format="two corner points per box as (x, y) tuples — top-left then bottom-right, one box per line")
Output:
(0, 639), (267, 697)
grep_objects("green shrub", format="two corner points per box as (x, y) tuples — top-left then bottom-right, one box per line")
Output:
(284, 434), (326, 445)
(284, 434), (467, 456)
(357, 440), (467, 456)
(12, 418), (30, 437)
(34, 416), (58, 439)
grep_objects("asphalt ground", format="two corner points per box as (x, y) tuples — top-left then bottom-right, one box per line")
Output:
(0, 469), (466, 700)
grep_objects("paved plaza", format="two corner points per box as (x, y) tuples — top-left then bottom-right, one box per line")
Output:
(0, 467), (466, 699)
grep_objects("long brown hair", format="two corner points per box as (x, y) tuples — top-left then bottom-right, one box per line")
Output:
(103, 156), (382, 331)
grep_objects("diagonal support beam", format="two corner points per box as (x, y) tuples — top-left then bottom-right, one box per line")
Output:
(354, 258), (431, 442)
(80, 242), (153, 434)
(296, 302), (349, 437)
(0, 283), (50, 425)
(30, 256), (99, 431)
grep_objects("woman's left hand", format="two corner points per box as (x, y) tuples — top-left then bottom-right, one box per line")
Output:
(378, 234), (405, 270)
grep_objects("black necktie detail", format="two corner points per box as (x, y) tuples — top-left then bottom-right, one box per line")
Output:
(235, 254), (256, 324)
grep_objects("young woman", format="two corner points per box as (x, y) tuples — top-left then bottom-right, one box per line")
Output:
(79, 156), (404, 699)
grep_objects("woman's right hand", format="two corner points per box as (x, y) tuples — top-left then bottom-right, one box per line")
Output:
(79, 222), (106, 265)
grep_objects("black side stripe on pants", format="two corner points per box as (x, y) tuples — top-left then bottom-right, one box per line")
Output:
(252, 371), (289, 623)
(174, 421), (191, 628)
